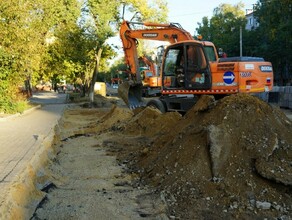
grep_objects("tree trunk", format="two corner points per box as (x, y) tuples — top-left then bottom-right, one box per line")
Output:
(89, 48), (103, 103)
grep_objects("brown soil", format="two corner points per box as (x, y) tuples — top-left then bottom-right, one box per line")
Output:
(31, 97), (169, 219)
(33, 93), (292, 219)
(98, 94), (292, 219)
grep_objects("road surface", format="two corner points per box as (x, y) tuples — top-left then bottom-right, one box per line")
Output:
(0, 91), (67, 214)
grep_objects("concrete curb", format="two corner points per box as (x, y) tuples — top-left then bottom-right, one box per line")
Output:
(0, 122), (60, 219)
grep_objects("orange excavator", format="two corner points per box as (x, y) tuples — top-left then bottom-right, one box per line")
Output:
(138, 56), (161, 96)
(118, 20), (273, 112)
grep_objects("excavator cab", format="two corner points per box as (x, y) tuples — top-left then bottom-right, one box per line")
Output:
(162, 42), (212, 90)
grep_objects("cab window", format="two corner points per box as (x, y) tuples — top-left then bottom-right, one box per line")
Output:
(204, 46), (217, 62)
(163, 48), (180, 76)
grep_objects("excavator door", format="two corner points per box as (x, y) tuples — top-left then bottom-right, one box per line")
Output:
(162, 42), (212, 90)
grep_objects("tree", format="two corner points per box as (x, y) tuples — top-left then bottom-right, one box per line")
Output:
(109, 58), (129, 81)
(0, 0), (82, 112)
(196, 3), (247, 57)
(82, 0), (168, 102)
(253, 0), (292, 85)
(196, 1), (291, 85)
(0, 0), (168, 112)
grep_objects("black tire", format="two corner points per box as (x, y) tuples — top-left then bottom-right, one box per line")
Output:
(146, 99), (166, 113)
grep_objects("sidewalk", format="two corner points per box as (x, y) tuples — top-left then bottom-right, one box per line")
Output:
(0, 92), (67, 214)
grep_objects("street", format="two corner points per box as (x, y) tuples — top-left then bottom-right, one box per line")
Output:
(0, 91), (67, 217)
(0, 92), (291, 219)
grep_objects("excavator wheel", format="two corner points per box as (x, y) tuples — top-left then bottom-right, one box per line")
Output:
(146, 99), (166, 113)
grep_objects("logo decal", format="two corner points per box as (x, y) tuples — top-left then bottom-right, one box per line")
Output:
(142, 33), (158, 38)
(260, 65), (273, 72)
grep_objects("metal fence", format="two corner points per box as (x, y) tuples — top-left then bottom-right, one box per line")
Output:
(254, 86), (292, 109)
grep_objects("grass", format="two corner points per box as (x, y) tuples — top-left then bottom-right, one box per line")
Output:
(0, 100), (37, 116)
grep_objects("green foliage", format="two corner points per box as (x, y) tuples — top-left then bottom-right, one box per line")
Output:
(0, 0), (83, 111)
(82, 0), (168, 91)
(196, 1), (292, 84)
(109, 58), (128, 80)
(0, 97), (30, 114)
(0, 47), (25, 113)
(196, 3), (246, 57)
(123, 0), (168, 23)
(252, 0), (292, 84)
(0, 0), (168, 107)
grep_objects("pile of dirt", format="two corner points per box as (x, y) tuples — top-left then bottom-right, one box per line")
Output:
(100, 94), (292, 219)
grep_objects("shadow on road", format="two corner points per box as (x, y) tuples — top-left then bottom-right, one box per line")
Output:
(29, 91), (68, 105)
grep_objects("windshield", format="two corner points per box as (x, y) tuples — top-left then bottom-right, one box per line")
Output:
(186, 45), (207, 69)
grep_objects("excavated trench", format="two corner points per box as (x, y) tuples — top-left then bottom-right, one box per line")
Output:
(30, 101), (169, 219)
(1, 94), (292, 219)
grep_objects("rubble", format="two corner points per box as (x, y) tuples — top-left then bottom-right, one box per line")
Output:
(103, 94), (292, 219)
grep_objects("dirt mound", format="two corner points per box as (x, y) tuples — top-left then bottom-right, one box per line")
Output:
(96, 105), (133, 132)
(123, 106), (182, 137)
(103, 94), (292, 219)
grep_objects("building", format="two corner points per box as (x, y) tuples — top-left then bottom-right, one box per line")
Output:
(245, 9), (259, 30)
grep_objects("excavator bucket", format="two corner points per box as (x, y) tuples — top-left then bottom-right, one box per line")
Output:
(118, 81), (145, 109)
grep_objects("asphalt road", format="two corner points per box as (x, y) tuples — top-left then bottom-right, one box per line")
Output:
(0, 91), (67, 215)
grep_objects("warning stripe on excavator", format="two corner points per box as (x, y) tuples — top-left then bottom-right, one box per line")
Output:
(162, 89), (238, 94)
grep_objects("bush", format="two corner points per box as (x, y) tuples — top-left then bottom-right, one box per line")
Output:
(14, 100), (30, 114)
(0, 47), (28, 114)
(0, 98), (29, 114)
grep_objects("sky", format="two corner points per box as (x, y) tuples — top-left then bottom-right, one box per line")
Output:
(166, 0), (257, 36)
(107, 0), (258, 63)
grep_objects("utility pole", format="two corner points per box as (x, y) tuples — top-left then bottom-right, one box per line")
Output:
(240, 26), (242, 57)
